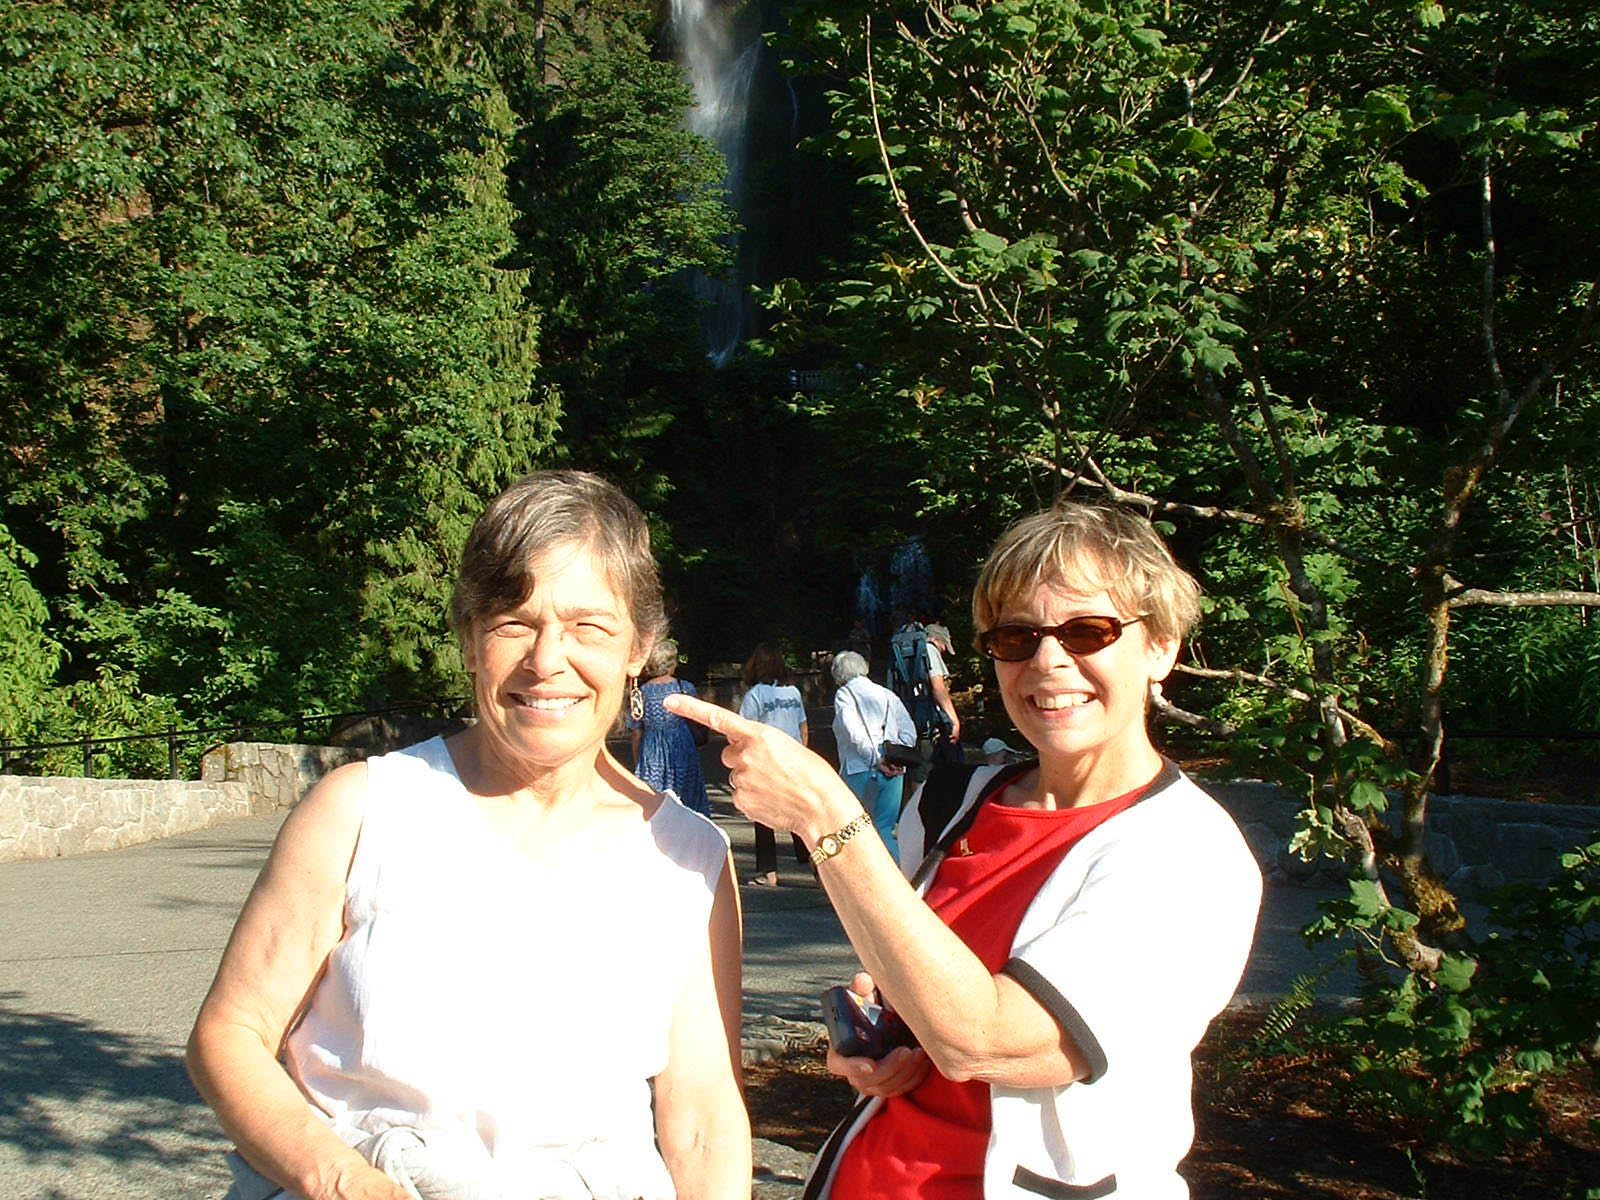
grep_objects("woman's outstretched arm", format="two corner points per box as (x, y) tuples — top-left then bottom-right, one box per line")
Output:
(666, 694), (1088, 1092)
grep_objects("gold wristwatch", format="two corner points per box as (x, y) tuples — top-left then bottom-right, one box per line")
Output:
(810, 813), (872, 865)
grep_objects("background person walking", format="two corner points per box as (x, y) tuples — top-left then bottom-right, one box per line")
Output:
(829, 650), (917, 862)
(738, 643), (809, 886)
(629, 638), (710, 815)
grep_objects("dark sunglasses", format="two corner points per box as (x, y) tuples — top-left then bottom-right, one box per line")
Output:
(977, 615), (1145, 662)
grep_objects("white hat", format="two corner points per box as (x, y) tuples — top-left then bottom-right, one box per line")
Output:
(981, 737), (1014, 757)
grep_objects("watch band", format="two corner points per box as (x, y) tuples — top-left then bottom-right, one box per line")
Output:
(809, 813), (873, 865)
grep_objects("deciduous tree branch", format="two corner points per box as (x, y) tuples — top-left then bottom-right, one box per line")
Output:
(1149, 694), (1233, 735)
(1170, 663), (1394, 751)
(1022, 451), (1401, 567)
(863, 16), (994, 315)
(1444, 586), (1600, 609)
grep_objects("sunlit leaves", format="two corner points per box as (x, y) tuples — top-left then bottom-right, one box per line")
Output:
(0, 0), (558, 744)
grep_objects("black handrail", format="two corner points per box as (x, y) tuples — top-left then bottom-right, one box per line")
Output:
(3, 698), (1590, 782)
(0, 698), (469, 779)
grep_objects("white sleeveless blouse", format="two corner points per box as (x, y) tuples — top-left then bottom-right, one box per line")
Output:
(282, 738), (730, 1198)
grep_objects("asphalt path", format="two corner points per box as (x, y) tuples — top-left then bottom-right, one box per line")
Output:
(0, 782), (1350, 1200)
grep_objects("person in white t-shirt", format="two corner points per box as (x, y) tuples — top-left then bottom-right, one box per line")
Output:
(738, 643), (809, 887)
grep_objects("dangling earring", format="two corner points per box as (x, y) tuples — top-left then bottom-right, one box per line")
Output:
(1149, 680), (1165, 704)
(628, 676), (645, 721)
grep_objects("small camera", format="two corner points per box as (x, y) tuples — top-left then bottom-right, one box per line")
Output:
(820, 985), (918, 1059)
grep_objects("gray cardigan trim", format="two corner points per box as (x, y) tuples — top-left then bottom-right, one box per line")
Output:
(1001, 957), (1109, 1084)
(1013, 1165), (1118, 1197)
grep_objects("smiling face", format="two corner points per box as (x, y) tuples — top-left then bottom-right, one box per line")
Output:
(462, 541), (649, 777)
(991, 570), (1180, 775)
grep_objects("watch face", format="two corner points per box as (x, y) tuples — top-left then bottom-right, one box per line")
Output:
(819, 835), (840, 857)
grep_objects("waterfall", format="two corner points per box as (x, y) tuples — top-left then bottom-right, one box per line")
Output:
(671, 0), (762, 365)
(855, 570), (884, 630)
(888, 538), (937, 619)
(855, 538), (937, 638)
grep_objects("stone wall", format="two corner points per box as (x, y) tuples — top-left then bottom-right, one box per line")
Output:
(4, 741), (1595, 888)
(199, 742), (363, 814)
(1208, 779), (1600, 897)
(0, 742), (361, 864)
(0, 775), (253, 862)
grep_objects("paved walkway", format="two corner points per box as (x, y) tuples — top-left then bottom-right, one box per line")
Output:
(0, 784), (1350, 1200)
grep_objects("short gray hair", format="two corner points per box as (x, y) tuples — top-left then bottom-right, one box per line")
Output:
(642, 638), (680, 679)
(831, 650), (868, 685)
(451, 470), (667, 654)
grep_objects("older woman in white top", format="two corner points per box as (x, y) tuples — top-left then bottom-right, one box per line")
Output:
(829, 649), (917, 862)
(186, 470), (749, 1200)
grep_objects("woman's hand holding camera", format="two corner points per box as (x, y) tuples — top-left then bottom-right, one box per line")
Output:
(826, 973), (932, 1098)
(830, 1043), (932, 1099)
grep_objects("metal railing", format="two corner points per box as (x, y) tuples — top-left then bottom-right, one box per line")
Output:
(0, 698), (468, 780)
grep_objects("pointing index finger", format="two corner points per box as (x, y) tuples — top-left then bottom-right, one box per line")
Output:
(661, 692), (756, 740)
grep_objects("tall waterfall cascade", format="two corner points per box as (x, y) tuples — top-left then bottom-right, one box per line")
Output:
(671, 0), (764, 365)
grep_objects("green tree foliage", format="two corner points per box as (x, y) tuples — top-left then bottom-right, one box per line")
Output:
(773, 0), (1600, 1126)
(1304, 834), (1600, 1149)
(513, 7), (731, 437)
(415, 1), (735, 503)
(0, 519), (59, 742)
(412, 0), (746, 654)
(2, 0), (748, 755)
(1, 0), (553, 746)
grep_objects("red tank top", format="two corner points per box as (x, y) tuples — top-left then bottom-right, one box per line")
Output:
(828, 775), (1148, 1199)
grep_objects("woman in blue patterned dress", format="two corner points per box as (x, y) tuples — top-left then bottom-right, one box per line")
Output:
(629, 638), (711, 814)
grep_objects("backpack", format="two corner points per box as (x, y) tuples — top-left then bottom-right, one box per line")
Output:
(887, 622), (939, 739)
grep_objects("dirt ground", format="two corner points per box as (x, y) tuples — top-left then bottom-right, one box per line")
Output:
(745, 1011), (1600, 1200)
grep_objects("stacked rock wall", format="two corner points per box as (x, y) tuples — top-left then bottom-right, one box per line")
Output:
(198, 742), (362, 813)
(0, 776), (253, 862)
(3, 747), (1594, 887)
(1208, 779), (1599, 896)
(0, 742), (361, 863)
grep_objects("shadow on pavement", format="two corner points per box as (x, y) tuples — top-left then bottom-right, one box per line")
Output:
(0, 992), (222, 1168)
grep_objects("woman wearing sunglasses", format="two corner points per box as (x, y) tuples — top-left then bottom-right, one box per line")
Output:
(667, 500), (1261, 1199)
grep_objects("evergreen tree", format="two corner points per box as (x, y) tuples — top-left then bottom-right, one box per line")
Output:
(0, 0), (552, 745)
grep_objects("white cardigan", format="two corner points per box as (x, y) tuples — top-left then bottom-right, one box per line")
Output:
(804, 761), (1262, 1199)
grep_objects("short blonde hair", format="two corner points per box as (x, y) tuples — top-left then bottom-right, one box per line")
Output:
(972, 501), (1201, 645)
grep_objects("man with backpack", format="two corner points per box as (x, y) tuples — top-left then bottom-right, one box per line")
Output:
(887, 617), (962, 777)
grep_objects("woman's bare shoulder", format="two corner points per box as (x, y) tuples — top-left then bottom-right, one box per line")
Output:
(270, 758), (370, 870)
